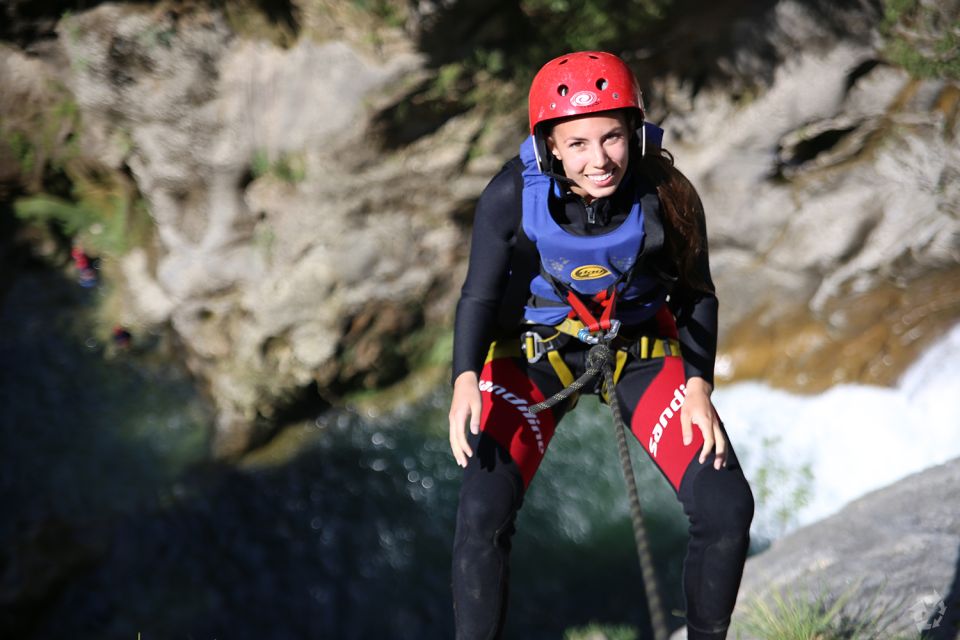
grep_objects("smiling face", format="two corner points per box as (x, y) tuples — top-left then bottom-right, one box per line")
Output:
(546, 111), (631, 203)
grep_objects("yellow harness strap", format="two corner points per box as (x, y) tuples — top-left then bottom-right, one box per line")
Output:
(484, 338), (580, 411)
(484, 338), (574, 387)
(486, 330), (677, 408)
(485, 340), (520, 364)
(547, 350), (575, 388)
(547, 349), (578, 410)
(553, 317), (589, 339)
(613, 350), (629, 383)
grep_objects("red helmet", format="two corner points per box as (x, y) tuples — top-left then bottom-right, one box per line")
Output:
(528, 51), (645, 173)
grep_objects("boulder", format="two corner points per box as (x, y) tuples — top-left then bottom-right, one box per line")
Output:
(732, 456), (960, 638)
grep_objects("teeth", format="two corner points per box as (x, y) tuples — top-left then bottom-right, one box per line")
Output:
(588, 172), (612, 182)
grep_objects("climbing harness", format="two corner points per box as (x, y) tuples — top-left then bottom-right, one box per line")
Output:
(527, 292), (671, 640)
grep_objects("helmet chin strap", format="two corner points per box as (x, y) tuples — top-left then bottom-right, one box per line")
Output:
(641, 124), (647, 158)
(544, 167), (577, 187)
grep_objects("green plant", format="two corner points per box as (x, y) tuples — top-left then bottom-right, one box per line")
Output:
(3, 63), (153, 259)
(137, 23), (177, 49)
(352, 0), (406, 28)
(734, 583), (928, 640)
(1, 93), (82, 188)
(520, 0), (669, 58)
(14, 163), (152, 257)
(251, 149), (306, 184)
(219, 0), (299, 48)
(6, 130), (37, 177)
(61, 9), (83, 43)
(748, 435), (814, 539)
(882, 0), (960, 80)
(564, 622), (639, 640)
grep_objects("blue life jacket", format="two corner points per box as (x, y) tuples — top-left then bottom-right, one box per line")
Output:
(518, 135), (667, 326)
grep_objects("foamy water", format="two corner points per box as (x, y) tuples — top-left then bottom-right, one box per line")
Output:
(714, 323), (960, 541)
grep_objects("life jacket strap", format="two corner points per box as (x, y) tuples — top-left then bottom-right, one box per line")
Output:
(564, 285), (618, 335)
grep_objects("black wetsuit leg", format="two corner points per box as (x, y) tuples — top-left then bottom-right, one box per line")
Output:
(613, 355), (755, 639)
(677, 444), (755, 640)
(451, 347), (570, 640)
(451, 432), (524, 640)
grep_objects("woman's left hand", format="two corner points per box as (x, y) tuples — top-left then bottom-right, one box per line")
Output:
(680, 376), (727, 470)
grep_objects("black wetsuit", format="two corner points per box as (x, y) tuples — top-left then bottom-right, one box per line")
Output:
(451, 149), (754, 640)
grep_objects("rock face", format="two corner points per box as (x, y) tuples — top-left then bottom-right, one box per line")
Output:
(653, 0), (960, 391)
(1, 0), (957, 454)
(732, 456), (960, 639)
(10, 3), (519, 455)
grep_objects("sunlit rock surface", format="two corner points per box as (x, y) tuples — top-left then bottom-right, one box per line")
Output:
(24, 3), (519, 454)
(659, 0), (960, 391)
(2, 0), (957, 453)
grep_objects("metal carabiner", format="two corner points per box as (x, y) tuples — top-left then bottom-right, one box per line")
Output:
(521, 331), (548, 363)
(576, 319), (621, 345)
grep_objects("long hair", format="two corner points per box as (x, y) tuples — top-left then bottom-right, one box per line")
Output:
(639, 147), (714, 294)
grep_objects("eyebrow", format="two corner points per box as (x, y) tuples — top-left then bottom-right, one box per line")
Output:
(563, 126), (626, 143)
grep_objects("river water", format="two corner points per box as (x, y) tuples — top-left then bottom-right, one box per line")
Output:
(8, 263), (954, 638)
(1, 267), (692, 639)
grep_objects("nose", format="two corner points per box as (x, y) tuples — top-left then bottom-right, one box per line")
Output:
(591, 142), (609, 168)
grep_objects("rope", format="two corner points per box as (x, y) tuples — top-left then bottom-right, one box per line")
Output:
(527, 344), (607, 414)
(602, 359), (670, 640)
(529, 343), (670, 640)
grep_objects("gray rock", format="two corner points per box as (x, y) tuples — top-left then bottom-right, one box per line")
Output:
(732, 457), (960, 638)
(671, 48), (960, 326)
(48, 4), (495, 454)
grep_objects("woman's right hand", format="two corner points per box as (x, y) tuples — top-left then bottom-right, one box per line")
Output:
(449, 371), (483, 468)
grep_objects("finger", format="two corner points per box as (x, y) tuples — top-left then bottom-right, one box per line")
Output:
(448, 416), (466, 468)
(448, 408), (473, 467)
(698, 416), (715, 464)
(469, 397), (482, 436)
(681, 409), (693, 447)
(456, 408), (474, 459)
(459, 426), (474, 460)
(713, 421), (728, 470)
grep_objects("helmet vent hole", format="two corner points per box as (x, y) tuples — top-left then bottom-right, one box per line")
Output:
(588, 54), (598, 59)
(557, 84), (569, 96)
(596, 78), (608, 90)
(558, 59), (569, 65)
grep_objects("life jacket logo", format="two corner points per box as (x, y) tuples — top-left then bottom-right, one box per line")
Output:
(570, 265), (611, 280)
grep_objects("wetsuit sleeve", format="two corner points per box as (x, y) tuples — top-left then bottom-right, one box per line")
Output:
(451, 166), (522, 384)
(671, 198), (719, 387)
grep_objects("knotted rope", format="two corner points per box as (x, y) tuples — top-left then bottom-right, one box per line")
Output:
(529, 343), (670, 640)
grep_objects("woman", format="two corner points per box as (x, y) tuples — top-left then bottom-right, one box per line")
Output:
(448, 51), (754, 640)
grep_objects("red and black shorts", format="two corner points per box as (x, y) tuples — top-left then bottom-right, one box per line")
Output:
(477, 312), (704, 492)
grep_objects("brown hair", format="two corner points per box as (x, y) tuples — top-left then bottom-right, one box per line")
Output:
(639, 148), (714, 294)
